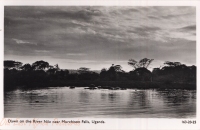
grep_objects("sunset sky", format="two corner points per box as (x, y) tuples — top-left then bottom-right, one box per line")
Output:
(4, 6), (196, 71)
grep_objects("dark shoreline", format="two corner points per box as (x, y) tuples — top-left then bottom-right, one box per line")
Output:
(4, 80), (196, 91)
(4, 60), (196, 92)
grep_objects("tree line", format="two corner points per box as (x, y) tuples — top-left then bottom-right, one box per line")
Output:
(4, 58), (196, 90)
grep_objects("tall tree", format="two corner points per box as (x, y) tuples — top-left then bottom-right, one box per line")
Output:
(108, 64), (123, 72)
(128, 58), (154, 70)
(128, 59), (138, 69)
(20, 64), (32, 71)
(32, 60), (49, 70)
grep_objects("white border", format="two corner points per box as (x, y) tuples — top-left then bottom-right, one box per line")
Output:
(0, 0), (199, 130)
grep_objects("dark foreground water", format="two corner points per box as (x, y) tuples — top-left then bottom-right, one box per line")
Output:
(4, 87), (196, 118)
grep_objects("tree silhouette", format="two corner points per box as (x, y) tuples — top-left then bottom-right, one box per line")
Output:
(139, 58), (154, 68)
(101, 68), (107, 72)
(164, 61), (182, 67)
(47, 64), (60, 75)
(47, 68), (57, 75)
(78, 67), (90, 74)
(114, 65), (124, 72)
(106, 64), (124, 80)
(20, 64), (32, 71)
(127, 59), (138, 69)
(32, 60), (49, 70)
(4, 60), (22, 70)
(128, 58), (154, 70)
(54, 64), (60, 70)
(108, 64), (123, 72)
(3, 59), (196, 90)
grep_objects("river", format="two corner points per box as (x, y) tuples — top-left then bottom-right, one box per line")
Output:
(4, 87), (196, 118)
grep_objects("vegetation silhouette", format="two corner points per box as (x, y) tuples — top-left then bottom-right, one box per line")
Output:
(128, 58), (154, 70)
(4, 58), (196, 91)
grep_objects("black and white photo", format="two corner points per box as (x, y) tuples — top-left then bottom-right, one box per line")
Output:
(3, 6), (196, 118)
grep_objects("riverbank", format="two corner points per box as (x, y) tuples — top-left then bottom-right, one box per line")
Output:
(4, 80), (196, 91)
(48, 80), (196, 90)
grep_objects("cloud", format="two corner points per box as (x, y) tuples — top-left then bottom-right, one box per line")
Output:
(45, 8), (102, 22)
(35, 50), (50, 53)
(127, 26), (161, 37)
(12, 38), (37, 45)
(178, 25), (196, 32)
(61, 59), (97, 64)
(5, 7), (102, 22)
(161, 13), (190, 19)
(4, 6), (196, 71)
(148, 15), (160, 20)
(167, 25), (196, 41)
(67, 53), (87, 56)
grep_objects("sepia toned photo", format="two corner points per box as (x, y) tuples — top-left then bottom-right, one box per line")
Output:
(4, 6), (196, 118)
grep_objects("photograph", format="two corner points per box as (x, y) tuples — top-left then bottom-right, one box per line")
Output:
(3, 6), (196, 118)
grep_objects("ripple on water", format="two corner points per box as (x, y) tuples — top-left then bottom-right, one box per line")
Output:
(4, 87), (196, 118)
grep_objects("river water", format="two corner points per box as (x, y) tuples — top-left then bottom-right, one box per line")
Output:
(4, 87), (196, 118)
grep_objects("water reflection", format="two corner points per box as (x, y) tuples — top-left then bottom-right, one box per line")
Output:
(155, 89), (191, 106)
(108, 93), (117, 102)
(4, 87), (196, 118)
(152, 89), (196, 118)
(128, 90), (150, 108)
(79, 91), (90, 103)
(100, 93), (107, 100)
